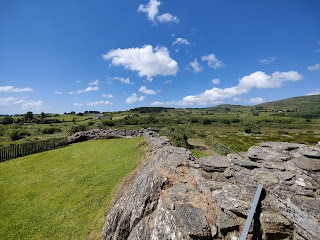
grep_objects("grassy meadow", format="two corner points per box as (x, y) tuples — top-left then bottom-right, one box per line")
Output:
(0, 138), (146, 239)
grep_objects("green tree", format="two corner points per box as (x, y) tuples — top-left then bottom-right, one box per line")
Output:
(41, 112), (46, 119)
(24, 111), (34, 121)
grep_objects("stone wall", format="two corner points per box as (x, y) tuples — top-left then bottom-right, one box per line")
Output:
(101, 134), (319, 240)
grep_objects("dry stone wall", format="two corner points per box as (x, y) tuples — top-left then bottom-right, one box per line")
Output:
(100, 133), (319, 239)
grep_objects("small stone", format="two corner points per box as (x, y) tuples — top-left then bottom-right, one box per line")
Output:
(298, 147), (320, 159)
(263, 161), (285, 171)
(227, 154), (261, 169)
(217, 211), (239, 234)
(280, 172), (295, 181)
(260, 212), (293, 239)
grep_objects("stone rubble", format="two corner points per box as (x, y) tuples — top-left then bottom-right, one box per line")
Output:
(100, 134), (320, 240)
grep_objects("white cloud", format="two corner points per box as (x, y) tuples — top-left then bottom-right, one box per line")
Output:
(69, 86), (99, 94)
(103, 45), (178, 80)
(138, 0), (178, 23)
(249, 97), (265, 104)
(86, 101), (112, 106)
(0, 86), (33, 92)
(54, 91), (63, 95)
(102, 94), (113, 98)
(73, 103), (84, 107)
(259, 57), (277, 64)
(307, 63), (320, 71)
(0, 97), (43, 110)
(75, 80), (81, 83)
(190, 58), (203, 73)
(126, 93), (146, 104)
(233, 97), (241, 102)
(306, 90), (320, 96)
(89, 80), (100, 85)
(212, 78), (220, 84)
(138, 0), (160, 21)
(139, 86), (156, 95)
(172, 38), (190, 46)
(151, 70), (303, 106)
(114, 77), (133, 84)
(157, 13), (179, 23)
(165, 80), (172, 84)
(201, 54), (225, 69)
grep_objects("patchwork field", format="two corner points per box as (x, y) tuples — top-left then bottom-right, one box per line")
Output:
(0, 138), (145, 239)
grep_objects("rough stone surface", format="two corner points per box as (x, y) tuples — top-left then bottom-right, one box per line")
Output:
(101, 137), (320, 240)
(199, 155), (230, 172)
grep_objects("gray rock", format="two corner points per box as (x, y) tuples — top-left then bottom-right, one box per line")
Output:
(227, 153), (262, 169)
(199, 155), (230, 172)
(259, 142), (305, 150)
(260, 212), (294, 239)
(298, 146), (320, 159)
(292, 156), (320, 171)
(263, 161), (285, 171)
(174, 204), (211, 238)
(247, 146), (291, 162)
(254, 171), (279, 186)
(217, 210), (239, 235)
(279, 172), (295, 181)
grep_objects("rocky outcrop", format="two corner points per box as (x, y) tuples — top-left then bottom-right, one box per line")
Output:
(101, 137), (320, 240)
(67, 128), (158, 144)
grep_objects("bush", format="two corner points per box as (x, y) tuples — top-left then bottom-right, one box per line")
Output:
(102, 119), (115, 127)
(41, 127), (62, 134)
(2, 116), (14, 125)
(68, 124), (88, 134)
(8, 129), (31, 141)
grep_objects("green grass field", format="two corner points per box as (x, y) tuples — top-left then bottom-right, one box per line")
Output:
(0, 138), (146, 239)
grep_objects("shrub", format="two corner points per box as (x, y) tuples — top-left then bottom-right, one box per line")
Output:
(41, 127), (62, 134)
(2, 116), (14, 125)
(8, 129), (31, 141)
(68, 124), (88, 134)
(102, 119), (115, 127)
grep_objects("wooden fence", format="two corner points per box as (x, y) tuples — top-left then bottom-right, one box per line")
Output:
(212, 139), (235, 155)
(0, 137), (68, 162)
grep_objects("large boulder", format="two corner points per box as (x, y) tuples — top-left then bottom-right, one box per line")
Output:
(102, 138), (320, 240)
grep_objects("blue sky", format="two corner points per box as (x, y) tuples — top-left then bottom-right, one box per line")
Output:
(1, 0), (319, 114)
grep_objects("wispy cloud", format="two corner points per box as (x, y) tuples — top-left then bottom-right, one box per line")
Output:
(54, 91), (63, 95)
(103, 45), (178, 81)
(190, 58), (203, 73)
(259, 57), (277, 64)
(307, 63), (320, 71)
(212, 79), (220, 84)
(69, 86), (99, 94)
(0, 86), (33, 93)
(306, 90), (320, 96)
(139, 86), (156, 95)
(126, 93), (145, 104)
(172, 37), (190, 46)
(202, 54), (225, 69)
(114, 77), (133, 84)
(86, 101), (112, 106)
(0, 96), (43, 110)
(102, 94), (113, 98)
(164, 80), (172, 84)
(89, 80), (100, 85)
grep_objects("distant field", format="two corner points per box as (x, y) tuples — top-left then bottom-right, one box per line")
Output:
(0, 138), (145, 239)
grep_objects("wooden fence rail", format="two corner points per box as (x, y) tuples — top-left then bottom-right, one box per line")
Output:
(0, 137), (68, 162)
(212, 139), (235, 155)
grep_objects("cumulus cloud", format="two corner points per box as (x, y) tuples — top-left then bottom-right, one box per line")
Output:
(86, 101), (112, 106)
(0, 97), (43, 110)
(172, 38), (190, 46)
(126, 93), (146, 104)
(190, 58), (203, 73)
(202, 54), (225, 69)
(259, 57), (277, 64)
(249, 97), (265, 104)
(212, 79), (220, 84)
(54, 91), (63, 95)
(151, 70), (303, 106)
(308, 63), (320, 71)
(139, 86), (156, 95)
(0, 86), (33, 92)
(114, 77), (133, 84)
(138, 0), (178, 23)
(69, 86), (99, 94)
(102, 94), (113, 98)
(103, 45), (178, 80)
(89, 80), (100, 85)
